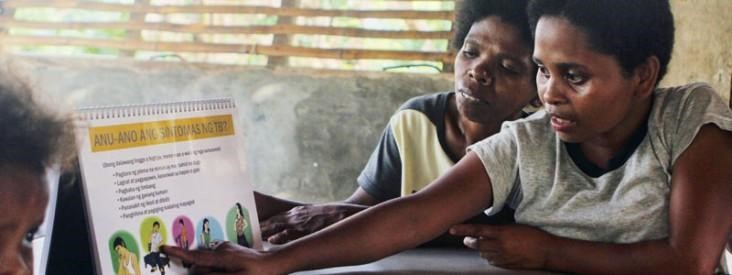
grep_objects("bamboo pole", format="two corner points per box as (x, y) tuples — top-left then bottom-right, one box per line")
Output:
(268, 0), (298, 68)
(0, 18), (453, 39)
(442, 9), (457, 73)
(2, 1), (454, 20)
(0, 35), (454, 63)
(0, 4), (16, 53)
(122, 0), (148, 57)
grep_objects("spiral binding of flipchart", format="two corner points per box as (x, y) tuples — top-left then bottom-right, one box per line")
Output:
(76, 98), (235, 121)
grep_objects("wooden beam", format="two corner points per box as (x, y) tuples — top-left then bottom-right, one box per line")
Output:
(0, 18), (453, 39)
(0, 35), (455, 63)
(2, 1), (454, 20)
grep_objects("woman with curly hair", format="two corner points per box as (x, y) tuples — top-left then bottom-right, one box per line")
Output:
(0, 70), (75, 274)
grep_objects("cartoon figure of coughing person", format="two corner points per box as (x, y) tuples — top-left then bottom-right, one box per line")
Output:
(113, 237), (141, 275)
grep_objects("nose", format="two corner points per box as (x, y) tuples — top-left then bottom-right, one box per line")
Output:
(0, 261), (32, 275)
(468, 66), (492, 86)
(0, 248), (33, 275)
(540, 75), (567, 106)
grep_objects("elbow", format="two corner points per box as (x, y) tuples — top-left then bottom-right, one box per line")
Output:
(665, 251), (718, 275)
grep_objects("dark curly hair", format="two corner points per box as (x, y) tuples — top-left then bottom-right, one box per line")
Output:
(113, 236), (127, 249)
(0, 71), (74, 173)
(528, 0), (675, 85)
(452, 0), (532, 50)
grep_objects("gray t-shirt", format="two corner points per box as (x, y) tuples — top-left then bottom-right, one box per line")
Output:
(469, 83), (732, 243)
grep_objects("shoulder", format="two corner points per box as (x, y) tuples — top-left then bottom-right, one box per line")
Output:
(650, 82), (732, 128)
(470, 111), (553, 155)
(499, 110), (553, 140)
(388, 92), (451, 130)
(650, 82), (732, 162)
(653, 82), (722, 112)
(397, 92), (451, 114)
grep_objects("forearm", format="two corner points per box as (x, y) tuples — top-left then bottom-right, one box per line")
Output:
(270, 195), (463, 273)
(264, 153), (492, 273)
(546, 237), (717, 275)
(254, 191), (305, 221)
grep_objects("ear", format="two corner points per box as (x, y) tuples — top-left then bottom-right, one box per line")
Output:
(633, 56), (661, 98)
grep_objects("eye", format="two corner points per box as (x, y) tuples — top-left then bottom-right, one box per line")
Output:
(24, 226), (39, 244)
(565, 70), (588, 84)
(537, 66), (550, 79)
(461, 48), (478, 58)
(500, 60), (519, 74)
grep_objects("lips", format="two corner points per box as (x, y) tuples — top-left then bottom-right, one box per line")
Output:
(549, 113), (577, 131)
(457, 88), (488, 105)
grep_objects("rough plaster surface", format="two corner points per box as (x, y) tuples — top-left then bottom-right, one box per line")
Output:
(664, 0), (732, 105)
(10, 56), (452, 203)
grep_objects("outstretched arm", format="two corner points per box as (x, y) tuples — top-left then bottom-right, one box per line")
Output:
(257, 187), (380, 244)
(453, 124), (732, 274)
(164, 152), (494, 274)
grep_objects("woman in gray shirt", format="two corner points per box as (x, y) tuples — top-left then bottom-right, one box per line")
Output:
(164, 0), (732, 273)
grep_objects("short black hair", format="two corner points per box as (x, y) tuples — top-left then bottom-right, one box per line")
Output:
(528, 0), (675, 84)
(452, 0), (532, 50)
(153, 221), (160, 227)
(236, 202), (244, 215)
(0, 71), (74, 173)
(113, 236), (127, 248)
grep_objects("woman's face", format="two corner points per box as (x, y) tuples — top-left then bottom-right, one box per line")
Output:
(115, 245), (128, 257)
(0, 167), (48, 275)
(454, 16), (536, 124)
(533, 17), (642, 143)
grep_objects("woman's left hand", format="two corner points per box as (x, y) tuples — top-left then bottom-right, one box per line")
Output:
(449, 223), (555, 270)
(162, 242), (283, 275)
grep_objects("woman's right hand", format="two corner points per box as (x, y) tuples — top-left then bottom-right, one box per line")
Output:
(260, 203), (368, 244)
(162, 242), (283, 275)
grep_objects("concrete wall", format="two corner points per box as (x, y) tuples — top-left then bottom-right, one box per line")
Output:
(10, 56), (452, 203)
(664, 0), (732, 105)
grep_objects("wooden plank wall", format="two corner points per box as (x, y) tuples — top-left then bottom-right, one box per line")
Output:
(0, 0), (457, 72)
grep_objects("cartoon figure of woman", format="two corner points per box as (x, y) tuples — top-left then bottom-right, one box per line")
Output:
(175, 219), (189, 249)
(143, 221), (168, 274)
(113, 237), (141, 275)
(235, 203), (251, 247)
(199, 218), (211, 248)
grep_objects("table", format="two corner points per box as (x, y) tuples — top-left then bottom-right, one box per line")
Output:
(293, 248), (560, 275)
